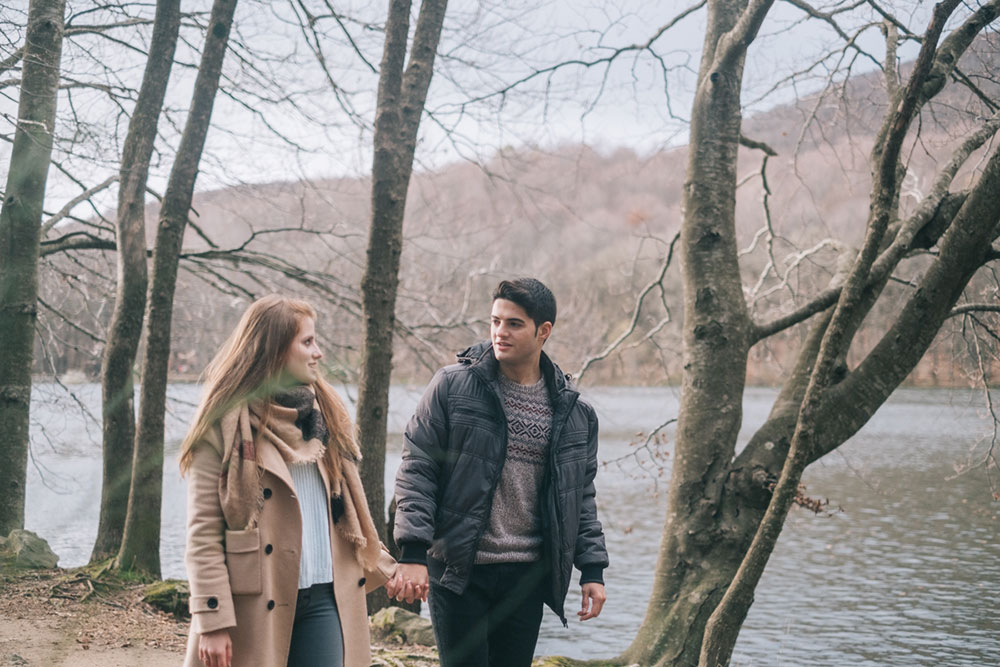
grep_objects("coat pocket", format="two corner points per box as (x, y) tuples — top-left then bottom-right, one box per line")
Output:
(224, 528), (262, 595)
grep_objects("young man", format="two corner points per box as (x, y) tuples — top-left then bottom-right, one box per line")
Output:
(388, 278), (608, 667)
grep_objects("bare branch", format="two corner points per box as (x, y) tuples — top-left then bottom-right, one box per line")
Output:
(881, 20), (899, 102)
(37, 297), (104, 345)
(757, 45), (1000, 341)
(872, 111), (1000, 278)
(39, 232), (115, 256)
(744, 154), (781, 301)
(917, 0), (1000, 106)
(575, 233), (680, 383)
(449, 1), (706, 110)
(318, 0), (378, 73)
(601, 417), (677, 480)
(0, 46), (22, 76)
(738, 133), (777, 156)
(966, 316), (1000, 499)
(950, 304), (1000, 318)
(40, 175), (117, 238)
(714, 0), (777, 74)
(781, 0), (867, 44)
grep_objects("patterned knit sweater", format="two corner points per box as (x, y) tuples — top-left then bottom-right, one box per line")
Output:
(475, 373), (553, 564)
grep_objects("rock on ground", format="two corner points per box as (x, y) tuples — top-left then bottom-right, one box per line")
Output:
(1, 530), (58, 570)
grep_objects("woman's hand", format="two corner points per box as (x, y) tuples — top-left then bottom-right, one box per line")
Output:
(199, 628), (233, 667)
(385, 562), (428, 603)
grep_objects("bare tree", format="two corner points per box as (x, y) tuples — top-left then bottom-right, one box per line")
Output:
(0, 0), (65, 536)
(356, 0), (448, 610)
(91, 0), (182, 563)
(606, 2), (1000, 665)
(115, 0), (238, 576)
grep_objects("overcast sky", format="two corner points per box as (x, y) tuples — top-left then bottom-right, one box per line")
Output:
(0, 0), (939, 217)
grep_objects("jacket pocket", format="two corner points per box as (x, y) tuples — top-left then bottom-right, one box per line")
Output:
(224, 528), (262, 595)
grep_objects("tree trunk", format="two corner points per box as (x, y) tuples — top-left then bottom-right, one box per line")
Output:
(115, 0), (237, 576)
(357, 0), (447, 612)
(0, 0), (65, 536)
(91, 0), (181, 563)
(620, 1), (758, 664)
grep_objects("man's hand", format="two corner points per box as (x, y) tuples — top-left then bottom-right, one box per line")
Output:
(578, 582), (606, 621)
(386, 562), (429, 603)
(199, 627), (233, 667)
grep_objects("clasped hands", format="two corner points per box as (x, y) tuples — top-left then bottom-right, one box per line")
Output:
(386, 564), (606, 622)
(385, 562), (429, 603)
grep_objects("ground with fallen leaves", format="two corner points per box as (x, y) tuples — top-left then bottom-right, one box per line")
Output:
(0, 567), (440, 667)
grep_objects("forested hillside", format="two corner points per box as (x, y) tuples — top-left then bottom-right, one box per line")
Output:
(37, 36), (998, 386)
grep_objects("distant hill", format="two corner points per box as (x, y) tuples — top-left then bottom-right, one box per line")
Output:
(37, 35), (999, 388)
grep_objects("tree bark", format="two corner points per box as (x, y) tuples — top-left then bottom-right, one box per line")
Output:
(357, 0), (447, 612)
(115, 0), (237, 576)
(0, 0), (65, 536)
(91, 0), (181, 564)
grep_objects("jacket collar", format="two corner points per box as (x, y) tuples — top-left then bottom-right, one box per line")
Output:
(457, 340), (577, 402)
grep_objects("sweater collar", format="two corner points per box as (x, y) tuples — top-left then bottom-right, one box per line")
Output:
(457, 340), (576, 400)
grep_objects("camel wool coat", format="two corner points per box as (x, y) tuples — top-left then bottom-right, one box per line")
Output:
(183, 423), (396, 667)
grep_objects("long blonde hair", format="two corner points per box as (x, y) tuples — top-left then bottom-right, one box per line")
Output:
(179, 294), (359, 474)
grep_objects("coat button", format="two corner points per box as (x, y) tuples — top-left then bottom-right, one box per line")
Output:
(263, 488), (272, 499)
(265, 544), (273, 555)
(267, 600), (275, 610)
(207, 597), (218, 609)
(358, 577), (366, 587)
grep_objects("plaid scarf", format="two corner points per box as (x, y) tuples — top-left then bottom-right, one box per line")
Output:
(215, 385), (381, 570)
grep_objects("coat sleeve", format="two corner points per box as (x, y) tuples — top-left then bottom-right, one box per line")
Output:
(363, 543), (399, 594)
(185, 427), (238, 633)
(392, 367), (451, 564)
(574, 404), (609, 585)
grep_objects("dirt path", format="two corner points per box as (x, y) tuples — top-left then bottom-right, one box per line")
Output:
(0, 568), (441, 667)
(0, 569), (185, 667)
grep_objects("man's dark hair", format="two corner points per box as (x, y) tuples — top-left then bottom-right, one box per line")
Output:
(492, 278), (557, 328)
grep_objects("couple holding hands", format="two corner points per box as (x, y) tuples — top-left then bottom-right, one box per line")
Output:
(182, 278), (608, 667)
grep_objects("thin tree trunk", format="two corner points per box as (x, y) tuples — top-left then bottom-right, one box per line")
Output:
(115, 0), (237, 576)
(91, 0), (181, 563)
(357, 0), (447, 612)
(0, 0), (65, 536)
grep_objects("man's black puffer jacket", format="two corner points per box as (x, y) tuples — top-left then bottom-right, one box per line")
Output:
(393, 341), (608, 624)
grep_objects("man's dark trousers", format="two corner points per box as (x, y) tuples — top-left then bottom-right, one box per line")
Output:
(428, 561), (549, 667)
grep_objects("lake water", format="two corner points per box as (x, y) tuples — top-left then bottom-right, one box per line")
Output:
(24, 383), (1000, 665)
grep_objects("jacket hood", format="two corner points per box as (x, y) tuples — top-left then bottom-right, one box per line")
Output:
(455, 340), (576, 395)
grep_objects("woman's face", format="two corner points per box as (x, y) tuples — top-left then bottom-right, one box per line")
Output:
(283, 316), (323, 384)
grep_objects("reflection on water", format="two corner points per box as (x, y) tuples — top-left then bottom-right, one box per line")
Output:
(26, 384), (1000, 665)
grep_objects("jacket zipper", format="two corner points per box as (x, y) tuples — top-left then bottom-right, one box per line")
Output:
(547, 389), (578, 626)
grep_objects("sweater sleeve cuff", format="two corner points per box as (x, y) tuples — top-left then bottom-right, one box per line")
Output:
(579, 566), (605, 586)
(398, 542), (429, 565)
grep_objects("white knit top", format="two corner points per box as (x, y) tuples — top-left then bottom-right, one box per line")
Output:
(288, 461), (334, 588)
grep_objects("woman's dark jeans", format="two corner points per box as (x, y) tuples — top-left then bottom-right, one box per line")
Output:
(429, 561), (548, 667)
(287, 582), (343, 667)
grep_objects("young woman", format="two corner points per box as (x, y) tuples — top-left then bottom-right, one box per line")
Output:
(180, 295), (396, 667)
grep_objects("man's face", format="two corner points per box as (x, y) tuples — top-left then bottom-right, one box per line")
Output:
(490, 298), (550, 366)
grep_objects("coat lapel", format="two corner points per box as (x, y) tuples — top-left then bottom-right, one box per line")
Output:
(256, 436), (295, 493)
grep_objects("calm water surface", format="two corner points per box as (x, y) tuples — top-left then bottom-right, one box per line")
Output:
(25, 383), (1000, 665)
